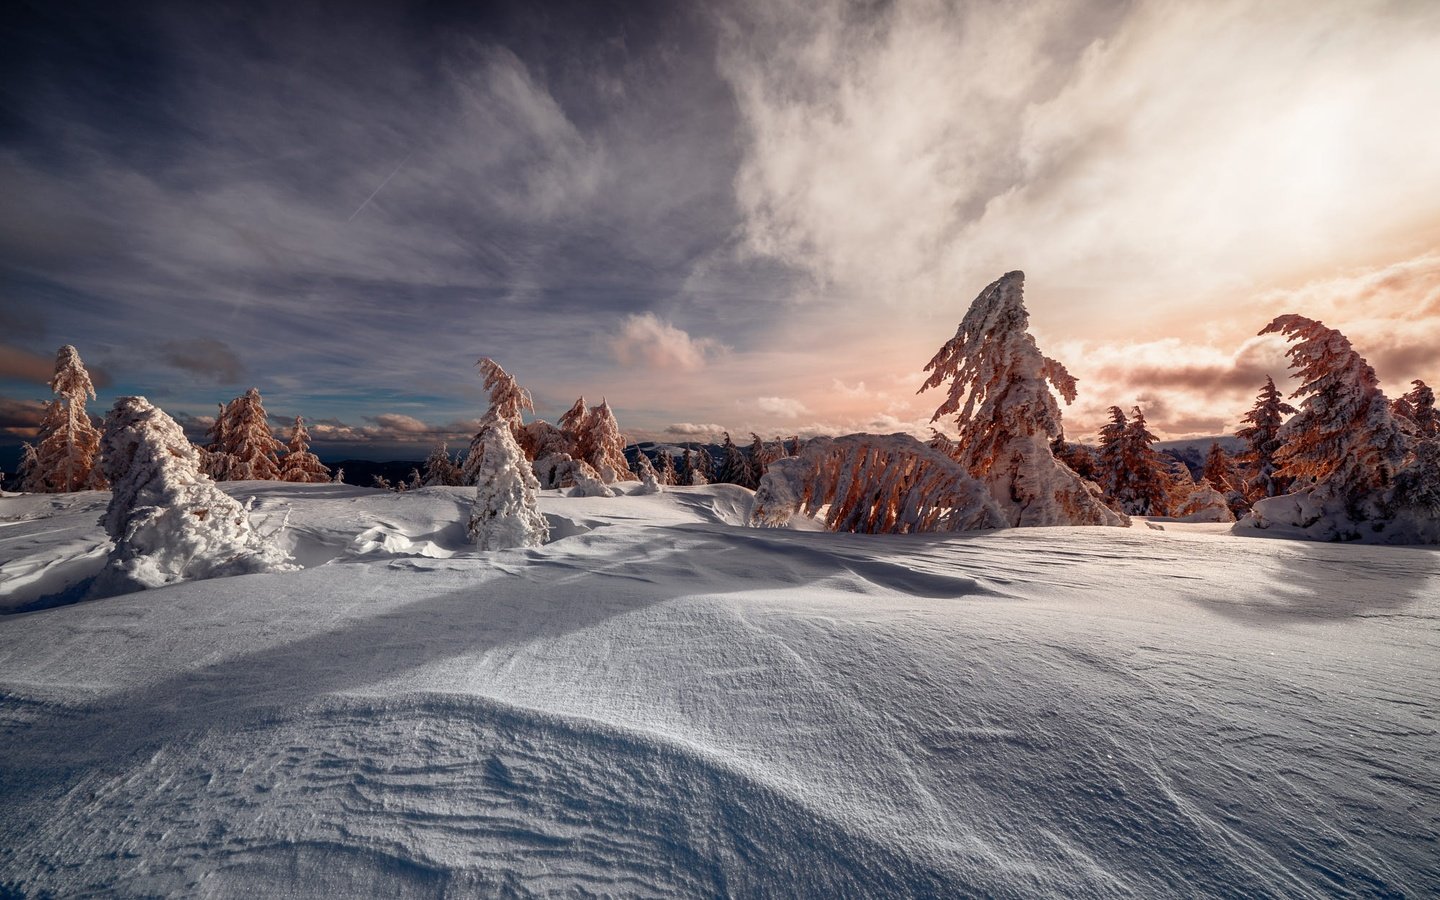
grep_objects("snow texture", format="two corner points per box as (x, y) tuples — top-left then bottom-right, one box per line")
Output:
(920, 271), (1126, 528)
(1, 483), (1437, 897)
(91, 396), (296, 596)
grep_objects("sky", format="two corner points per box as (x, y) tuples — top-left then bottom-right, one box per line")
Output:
(3, 0), (1439, 464)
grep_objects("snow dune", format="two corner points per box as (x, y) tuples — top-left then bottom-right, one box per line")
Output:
(1, 484), (1437, 897)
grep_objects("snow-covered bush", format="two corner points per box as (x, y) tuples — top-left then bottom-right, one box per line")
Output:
(280, 416), (331, 483)
(750, 433), (1005, 533)
(92, 396), (296, 595)
(468, 415), (548, 550)
(568, 460), (617, 498)
(421, 441), (463, 486)
(20, 345), (106, 492)
(919, 271), (1127, 527)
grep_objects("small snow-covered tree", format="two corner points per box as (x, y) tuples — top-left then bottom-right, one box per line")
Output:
(421, 442), (463, 486)
(1173, 479), (1236, 523)
(21, 346), (106, 492)
(332, 467), (345, 484)
(280, 416), (331, 483)
(748, 433), (771, 480)
(209, 388), (284, 480)
(1201, 441), (1246, 516)
(656, 449), (678, 486)
(632, 451), (662, 494)
(1118, 408), (1173, 516)
(568, 459), (617, 498)
(919, 271), (1124, 527)
(680, 448), (709, 486)
(468, 413), (548, 550)
(92, 396), (295, 595)
(1235, 376), (1296, 501)
(1393, 380), (1438, 440)
(576, 400), (636, 483)
(750, 434), (1005, 533)
(716, 432), (758, 489)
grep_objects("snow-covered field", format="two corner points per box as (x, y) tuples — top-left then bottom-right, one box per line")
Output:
(1, 483), (1437, 897)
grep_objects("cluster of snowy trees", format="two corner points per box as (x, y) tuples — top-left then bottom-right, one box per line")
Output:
(16, 347), (334, 493)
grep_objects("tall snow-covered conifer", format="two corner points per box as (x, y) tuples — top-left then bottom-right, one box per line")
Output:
(20, 345), (106, 492)
(919, 271), (1125, 527)
(577, 400), (635, 483)
(209, 389), (284, 480)
(463, 359), (535, 482)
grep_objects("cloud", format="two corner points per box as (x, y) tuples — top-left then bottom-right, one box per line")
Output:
(610, 313), (723, 371)
(366, 413), (431, 434)
(754, 396), (807, 418)
(157, 338), (245, 383)
(0, 397), (47, 437)
(665, 422), (727, 437)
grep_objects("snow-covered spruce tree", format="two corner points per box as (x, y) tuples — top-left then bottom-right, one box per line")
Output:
(463, 358), (536, 482)
(919, 271), (1126, 527)
(577, 400), (636, 483)
(467, 413), (549, 550)
(1118, 408), (1173, 516)
(519, 420), (570, 461)
(1201, 441), (1247, 516)
(92, 396), (295, 595)
(680, 448), (710, 486)
(1235, 376), (1296, 502)
(280, 416), (331, 483)
(21, 345), (106, 492)
(632, 450), (662, 494)
(1095, 406), (1128, 500)
(656, 449), (678, 486)
(422, 441), (464, 486)
(331, 467), (345, 484)
(558, 397), (589, 452)
(1240, 316), (1413, 541)
(210, 388), (284, 481)
(1393, 380), (1438, 440)
(747, 433), (770, 481)
(717, 432), (758, 489)
(750, 434), (1005, 533)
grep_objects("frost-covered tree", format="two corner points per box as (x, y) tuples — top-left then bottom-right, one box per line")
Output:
(680, 448), (710, 486)
(576, 400), (635, 483)
(1239, 316), (1426, 543)
(1119, 407), (1172, 516)
(919, 271), (1124, 526)
(716, 432), (758, 489)
(208, 388), (284, 481)
(656, 449), (678, 486)
(1264, 316), (1407, 503)
(632, 450), (662, 494)
(280, 416), (331, 483)
(748, 433), (771, 480)
(568, 459), (617, 498)
(1235, 376), (1297, 501)
(20, 346), (106, 492)
(750, 434), (1005, 533)
(467, 413), (549, 550)
(519, 420), (570, 461)
(332, 467), (345, 484)
(558, 397), (589, 449)
(1392, 380), (1438, 440)
(92, 396), (295, 596)
(422, 442), (464, 486)
(1201, 441), (1246, 516)
(463, 359), (536, 481)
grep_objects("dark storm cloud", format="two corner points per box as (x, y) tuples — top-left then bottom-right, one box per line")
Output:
(157, 338), (245, 384)
(0, 0), (784, 427)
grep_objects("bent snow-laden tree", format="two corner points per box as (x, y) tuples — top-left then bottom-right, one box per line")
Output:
(463, 358), (535, 483)
(750, 434), (1005, 533)
(467, 413), (549, 550)
(20, 345), (106, 492)
(280, 416), (331, 483)
(1239, 316), (1427, 543)
(918, 271), (1126, 527)
(93, 396), (295, 596)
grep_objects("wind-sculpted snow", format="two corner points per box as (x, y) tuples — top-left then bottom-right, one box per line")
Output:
(1, 485), (1438, 897)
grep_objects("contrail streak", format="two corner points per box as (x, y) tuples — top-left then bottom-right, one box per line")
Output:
(348, 153), (411, 222)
